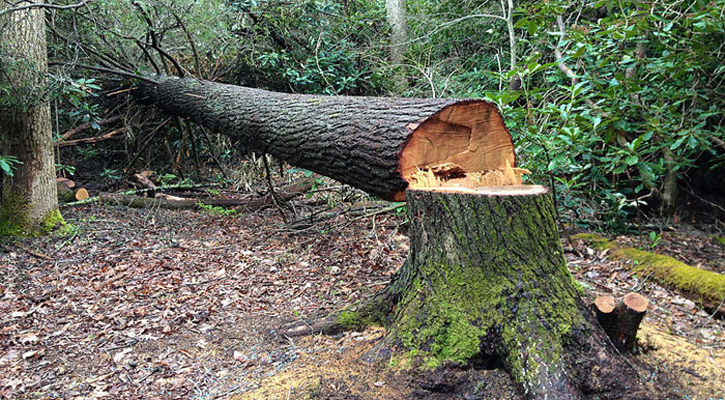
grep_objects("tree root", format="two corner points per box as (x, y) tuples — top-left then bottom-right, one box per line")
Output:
(278, 279), (401, 338)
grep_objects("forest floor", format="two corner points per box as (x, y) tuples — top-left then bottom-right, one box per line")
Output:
(1, 183), (724, 400)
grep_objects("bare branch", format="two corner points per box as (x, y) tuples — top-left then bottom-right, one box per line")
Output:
(48, 62), (159, 84)
(0, 0), (94, 16)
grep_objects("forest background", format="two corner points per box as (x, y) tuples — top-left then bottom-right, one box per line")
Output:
(1, 0), (723, 227)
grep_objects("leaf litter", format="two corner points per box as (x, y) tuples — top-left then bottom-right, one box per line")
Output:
(0, 189), (723, 399)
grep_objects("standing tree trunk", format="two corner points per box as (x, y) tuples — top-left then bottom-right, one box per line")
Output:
(386, 0), (408, 92)
(283, 186), (654, 399)
(0, 2), (62, 235)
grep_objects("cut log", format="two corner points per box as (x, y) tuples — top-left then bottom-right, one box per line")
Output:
(135, 77), (524, 201)
(616, 293), (648, 352)
(56, 179), (89, 202)
(282, 186), (654, 399)
(56, 177), (75, 189)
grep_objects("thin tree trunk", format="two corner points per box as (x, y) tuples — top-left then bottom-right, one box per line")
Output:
(386, 0), (408, 92)
(0, 2), (62, 235)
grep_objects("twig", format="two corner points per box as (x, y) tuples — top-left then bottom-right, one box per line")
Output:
(173, 13), (201, 78)
(683, 186), (725, 214)
(57, 115), (123, 141)
(0, 0), (94, 16)
(48, 62), (158, 84)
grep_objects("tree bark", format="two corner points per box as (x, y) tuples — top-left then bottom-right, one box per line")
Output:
(0, 2), (62, 235)
(283, 186), (654, 399)
(136, 78), (516, 201)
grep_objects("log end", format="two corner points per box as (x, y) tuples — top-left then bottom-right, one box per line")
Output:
(394, 100), (527, 200)
(623, 292), (648, 313)
(594, 295), (617, 314)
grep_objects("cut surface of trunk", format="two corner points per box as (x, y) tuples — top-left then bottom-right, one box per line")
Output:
(137, 78), (521, 201)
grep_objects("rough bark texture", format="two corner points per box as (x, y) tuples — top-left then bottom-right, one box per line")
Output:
(284, 188), (654, 399)
(136, 78), (512, 201)
(0, 3), (62, 235)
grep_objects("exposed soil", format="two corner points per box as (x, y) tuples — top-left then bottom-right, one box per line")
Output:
(0, 185), (723, 399)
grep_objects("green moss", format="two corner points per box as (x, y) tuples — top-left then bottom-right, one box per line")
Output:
(713, 236), (725, 246)
(337, 310), (364, 330)
(394, 258), (581, 381)
(571, 233), (613, 251)
(0, 191), (26, 236)
(576, 233), (725, 306)
(42, 209), (65, 232)
(0, 192), (64, 236)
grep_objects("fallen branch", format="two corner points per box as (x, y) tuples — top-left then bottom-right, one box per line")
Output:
(576, 233), (725, 315)
(58, 116), (123, 141)
(99, 193), (251, 210)
(57, 128), (126, 147)
(61, 182), (220, 207)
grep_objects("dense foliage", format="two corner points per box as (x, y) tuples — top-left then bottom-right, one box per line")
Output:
(6, 0), (723, 224)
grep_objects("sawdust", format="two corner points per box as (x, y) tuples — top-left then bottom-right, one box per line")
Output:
(232, 328), (407, 400)
(639, 324), (725, 399)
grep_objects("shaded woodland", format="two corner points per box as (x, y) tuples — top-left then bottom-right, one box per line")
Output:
(1, 0), (724, 399)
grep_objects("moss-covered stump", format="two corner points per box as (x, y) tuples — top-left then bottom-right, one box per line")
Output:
(282, 186), (653, 399)
(574, 233), (725, 313)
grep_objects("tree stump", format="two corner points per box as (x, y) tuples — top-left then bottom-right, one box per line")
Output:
(282, 185), (653, 399)
(594, 293), (649, 353)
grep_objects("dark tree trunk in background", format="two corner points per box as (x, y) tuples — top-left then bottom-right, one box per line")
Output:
(0, 3), (62, 236)
(136, 78), (516, 201)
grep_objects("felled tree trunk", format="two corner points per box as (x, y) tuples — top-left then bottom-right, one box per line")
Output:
(135, 78), (518, 201)
(284, 186), (653, 399)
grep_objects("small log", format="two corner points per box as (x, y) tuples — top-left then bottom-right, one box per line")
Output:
(56, 177), (75, 189)
(57, 179), (89, 202)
